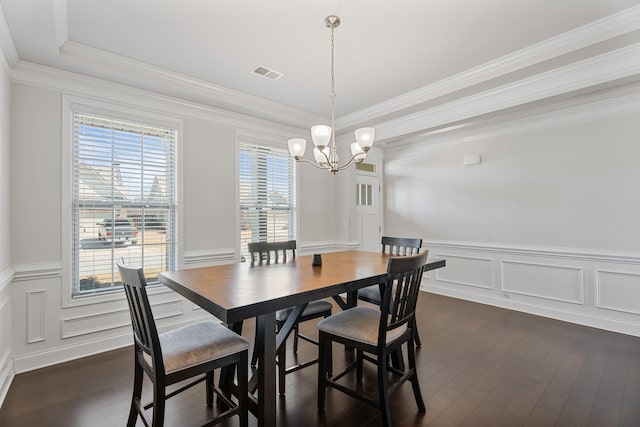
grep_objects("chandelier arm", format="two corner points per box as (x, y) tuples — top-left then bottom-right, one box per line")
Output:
(288, 16), (374, 174)
(337, 152), (364, 171)
(295, 157), (330, 170)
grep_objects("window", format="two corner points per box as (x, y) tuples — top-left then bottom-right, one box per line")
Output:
(72, 112), (177, 297)
(239, 142), (296, 261)
(356, 183), (374, 206)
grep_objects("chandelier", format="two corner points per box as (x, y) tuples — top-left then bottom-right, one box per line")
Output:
(287, 15), (375, 174)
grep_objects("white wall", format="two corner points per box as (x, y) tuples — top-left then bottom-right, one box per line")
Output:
(384, 90), (640, 336)
(0, 58), (12, 405)
(7, 67), (338, 374)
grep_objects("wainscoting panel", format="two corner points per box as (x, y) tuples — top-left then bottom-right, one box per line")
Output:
(501, 260), (584, 305)
(61, 299), (184, 339)
(596, 269), (640, 315)
(434, 254), (494, 290)
(0, 267), (14, 407)
(421, 240), (640, 337)
(26, 290), (46, 344)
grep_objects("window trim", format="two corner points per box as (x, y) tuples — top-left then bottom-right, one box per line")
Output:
(61, 95), (184, 308)
(235, 131), (299, 261)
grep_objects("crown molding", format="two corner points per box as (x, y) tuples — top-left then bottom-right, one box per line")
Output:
(52, 0), (68, 51)
(337, 4), (640, 130)
(11, 60), (307, 139)
(384, 91), (640, 152)
(374, 42), (640, 143)
(58, 40), (325, 129)
(0, 2), (18, 71)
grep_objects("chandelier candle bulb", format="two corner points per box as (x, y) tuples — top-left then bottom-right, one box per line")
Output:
(287, 15), (375, 173)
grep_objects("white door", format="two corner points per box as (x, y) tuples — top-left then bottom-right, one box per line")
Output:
(355, 174), (381, 252)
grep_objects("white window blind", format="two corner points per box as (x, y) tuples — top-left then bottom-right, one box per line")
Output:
(239, 142), (296, 261)
(72, 112), (177, 297)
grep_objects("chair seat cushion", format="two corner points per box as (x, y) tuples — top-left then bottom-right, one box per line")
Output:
(276, 299), (332, 322)
(317, 307), (407, 346)
(145, 320), (249, 374)
(358, 285), (382, 303)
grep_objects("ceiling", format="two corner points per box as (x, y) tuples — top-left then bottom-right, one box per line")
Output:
(1, 0), (640, 139)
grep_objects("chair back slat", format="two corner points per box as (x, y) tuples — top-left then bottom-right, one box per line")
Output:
(381, 236), (422, 256)
(379, 251), (429, 345)
(116, 258), (164, 373)
(248, 240), (296, 266)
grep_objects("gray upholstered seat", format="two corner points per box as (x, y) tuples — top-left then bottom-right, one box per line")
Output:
(143, 320), (249, 374)
(357, 285), (382, 304)
(318, 306), (407, 346)
(318, 252), (429, 427)
(117, 259), (249, 427)
(358, 236), (424, 348)
(276, 299), (333, 322)
(247, 240), (333, 396)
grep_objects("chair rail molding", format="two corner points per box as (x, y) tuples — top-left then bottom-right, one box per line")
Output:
(299, 240), (361, 256)
(11, 262), (62, 282)
(183, 248), (236, 267)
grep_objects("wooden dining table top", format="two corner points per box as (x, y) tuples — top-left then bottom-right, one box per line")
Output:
(159, 250), (412, 323)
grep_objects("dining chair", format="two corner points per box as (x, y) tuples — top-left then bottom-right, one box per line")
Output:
(317, 251), (429, 427)
(358, 236), (424, 346)
(247, 240), (333, 395)
(116, 259), (249, 427)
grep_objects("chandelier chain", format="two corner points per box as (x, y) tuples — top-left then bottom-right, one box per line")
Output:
(330, 25), (336, 152)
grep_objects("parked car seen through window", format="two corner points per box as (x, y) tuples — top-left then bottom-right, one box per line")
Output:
(97, 217), (138, 244)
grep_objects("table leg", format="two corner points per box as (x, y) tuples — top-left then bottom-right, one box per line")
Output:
(255, 312), (276, 427)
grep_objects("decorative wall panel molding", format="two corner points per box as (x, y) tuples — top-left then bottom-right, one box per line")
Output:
(501, 260), (584, 305)
(596, 269), (640, 315)
(0, 349), (13, 409)
(61, 299), (184, 339)
(433, 254), (494, 290)
(26, 290), (45, 344)
(421, 239), (640, 337)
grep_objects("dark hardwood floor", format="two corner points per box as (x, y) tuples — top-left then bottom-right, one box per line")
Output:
(2, 293), (640, 426)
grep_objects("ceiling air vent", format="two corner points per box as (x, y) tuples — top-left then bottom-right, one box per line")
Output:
(252, 65), (284, 81)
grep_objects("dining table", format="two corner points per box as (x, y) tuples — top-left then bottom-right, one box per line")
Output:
(159, 250), (445, 427)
